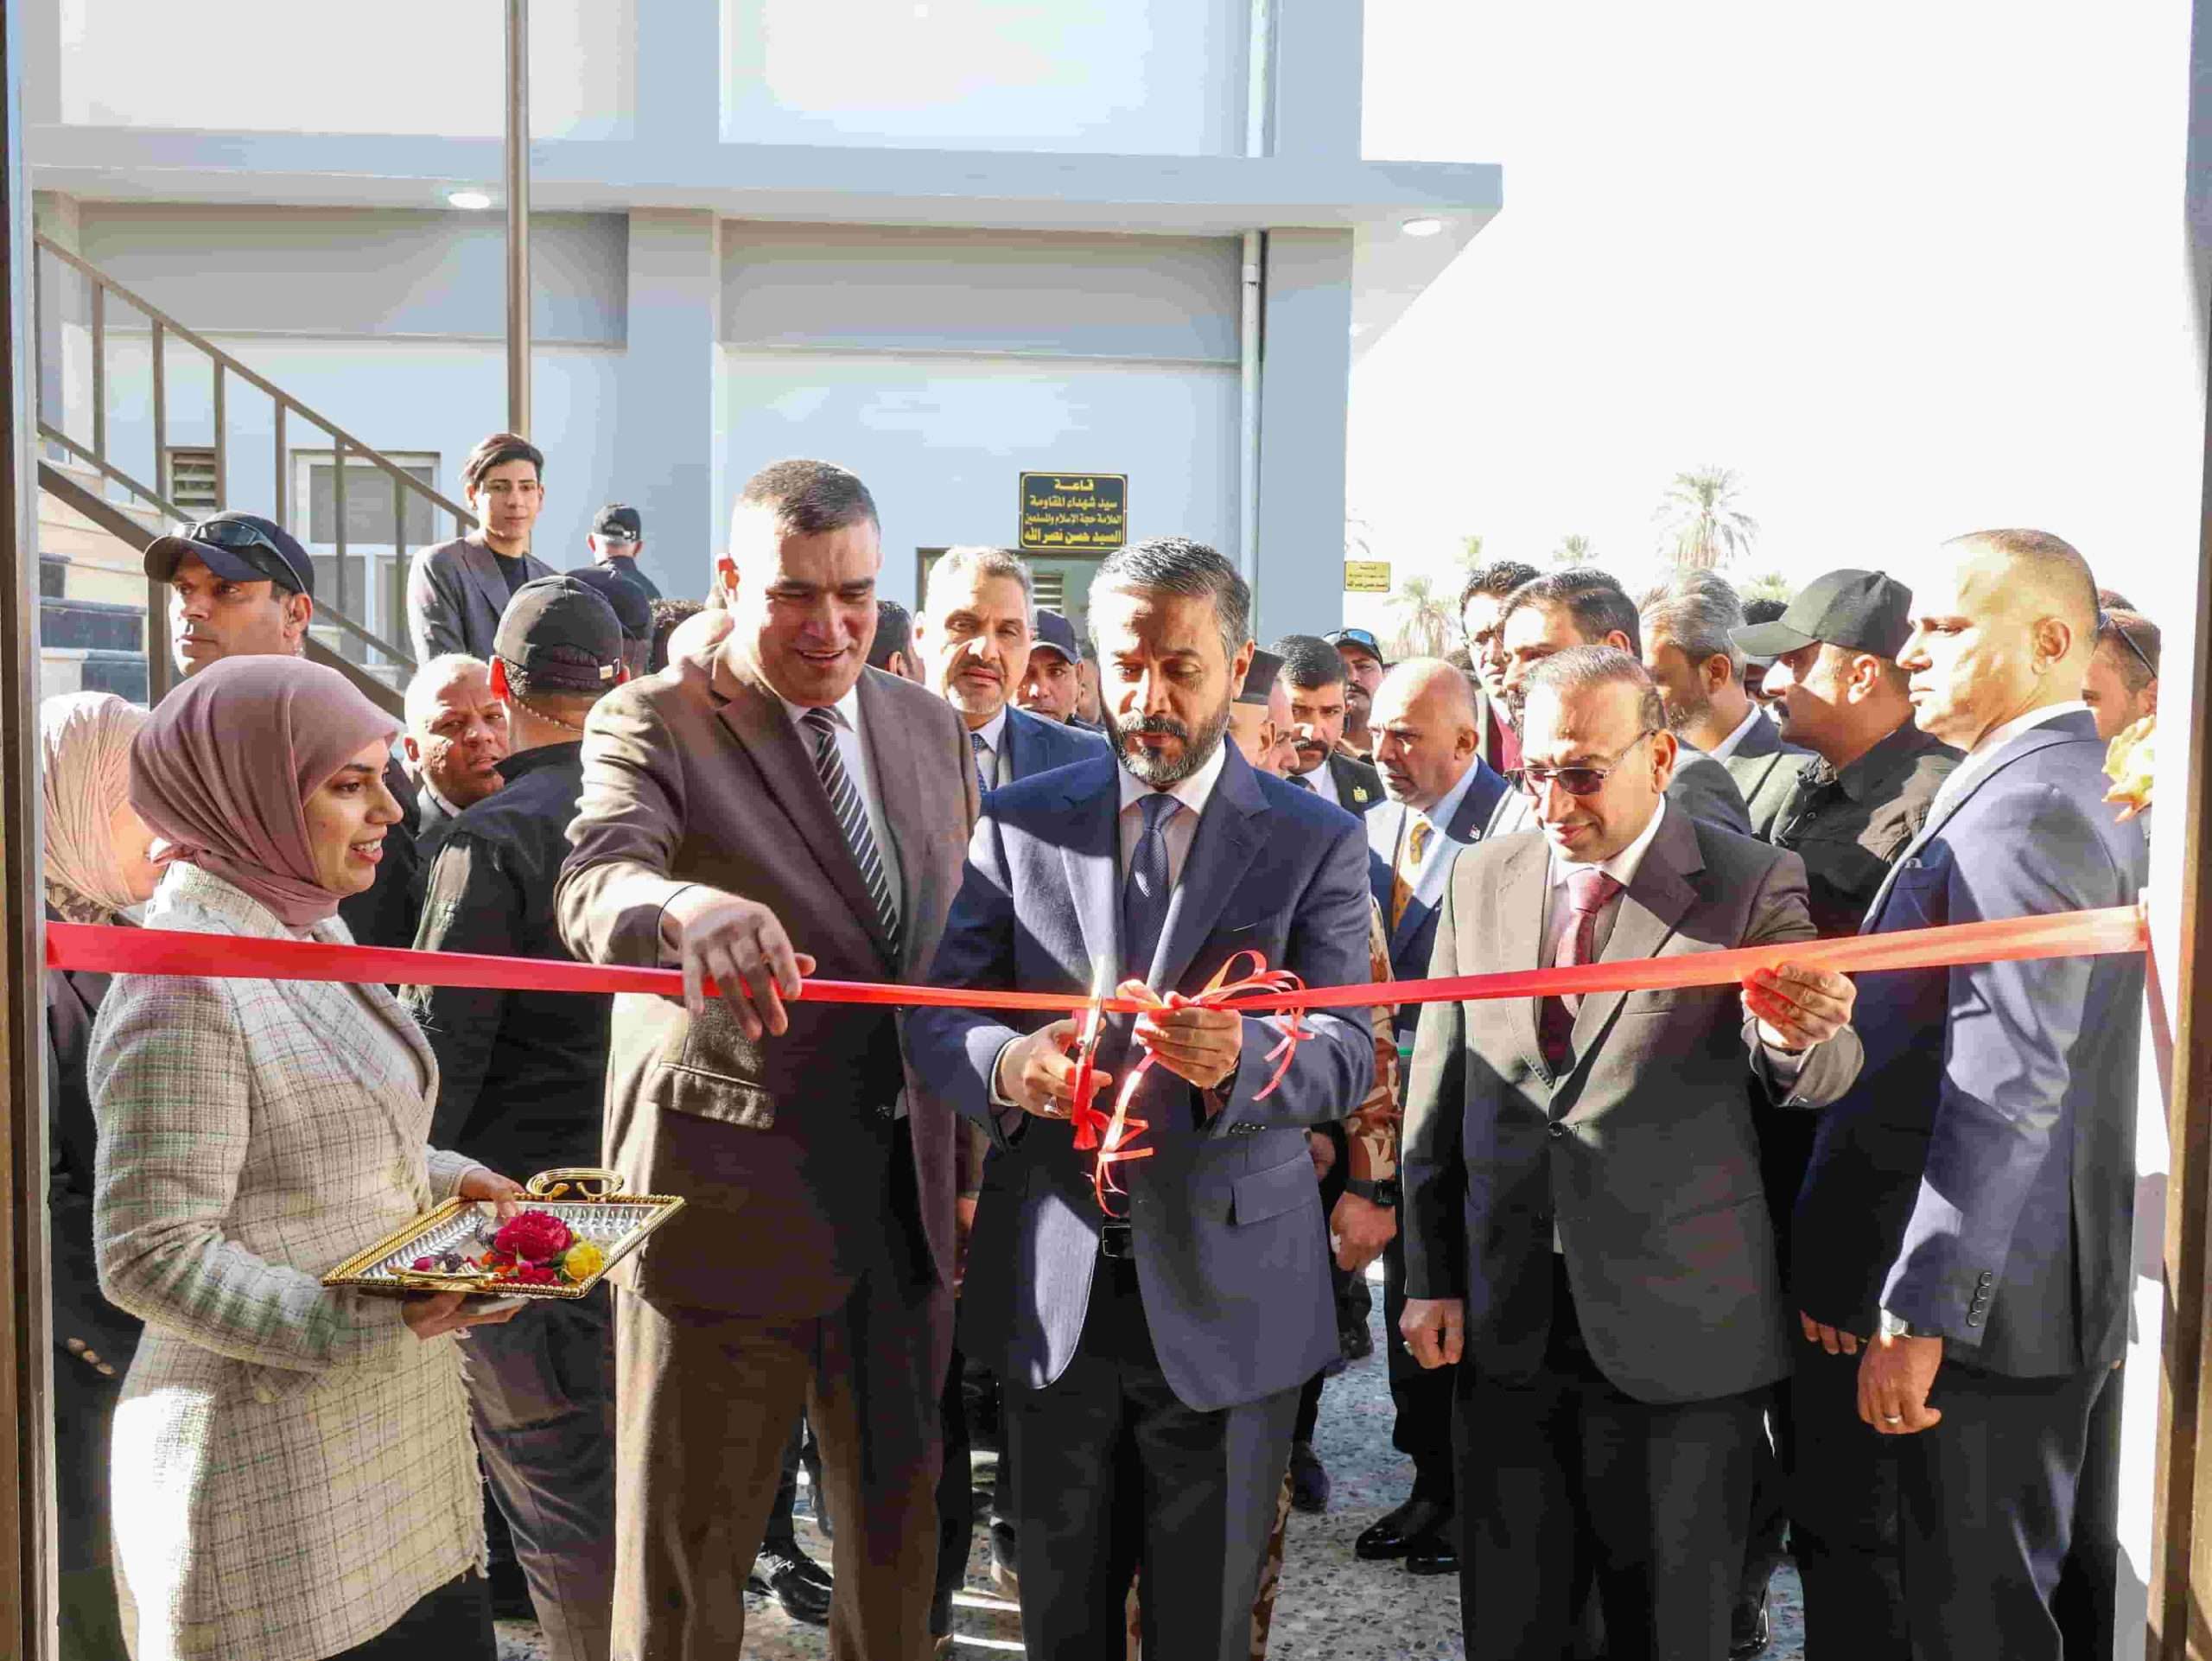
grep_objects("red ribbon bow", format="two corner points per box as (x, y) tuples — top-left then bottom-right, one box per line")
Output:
(1067, 951), (1310, 1216)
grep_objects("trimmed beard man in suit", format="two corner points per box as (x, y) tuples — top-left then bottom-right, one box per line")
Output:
(1402, 646), (1862, 1661)
(912, 544), (1104, 790)
(1486, 570), (1753, 841)
(556, 460), (978, 1661)
(907, 537), (1376, 1661)
(1275, 633), (1385, 812)
(1790, 530), (2146, 1660)
(1639, 570), (1810, 840)
(1356, 659), (1509, 1575)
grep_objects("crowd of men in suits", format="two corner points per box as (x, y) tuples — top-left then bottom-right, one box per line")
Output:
(73, 421), (2162, 1661)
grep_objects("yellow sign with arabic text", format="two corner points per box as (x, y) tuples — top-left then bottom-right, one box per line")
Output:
(1019, 473), (1128, 552)
(1344, 560), (1392, 593)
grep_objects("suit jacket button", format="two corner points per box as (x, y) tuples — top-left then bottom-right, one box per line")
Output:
(1547, 1123), (1567, 1140)
(1976, 1270), (1994, 1286)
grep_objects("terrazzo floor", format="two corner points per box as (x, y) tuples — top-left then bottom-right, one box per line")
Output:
(497, 1267), (1808, 1658)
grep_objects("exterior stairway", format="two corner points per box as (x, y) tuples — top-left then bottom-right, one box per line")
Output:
(36, 455), (161, 704)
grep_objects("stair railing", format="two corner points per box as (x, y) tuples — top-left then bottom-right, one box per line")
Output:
(32, 232), (480, 697)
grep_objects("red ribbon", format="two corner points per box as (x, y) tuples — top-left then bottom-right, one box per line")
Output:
(44, 906), (2149, 1016)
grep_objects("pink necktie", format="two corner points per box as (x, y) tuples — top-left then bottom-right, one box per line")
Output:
(1539, 866), (1621, 1068)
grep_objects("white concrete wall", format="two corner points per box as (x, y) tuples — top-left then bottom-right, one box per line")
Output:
(716, 347), (1238, 606)
(720, 0), (1253, 156)
(54, 0), (635, 139)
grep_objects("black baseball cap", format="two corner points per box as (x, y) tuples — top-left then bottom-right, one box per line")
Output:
(1325, 627), (1388, 667)
(1030, 608), (1081, 664)
(144, 512), (315, 597)
(591, 503), (642, 544)
(1237, 647), (1284, 708)
(563, 565), (652, 643)
(496, 576), (626, 693)
(1731, 569), (1914, 661)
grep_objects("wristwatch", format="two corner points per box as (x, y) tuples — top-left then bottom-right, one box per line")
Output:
(1876, 1308), (1916, 1340)
(1344, 1177), (1400, 1207)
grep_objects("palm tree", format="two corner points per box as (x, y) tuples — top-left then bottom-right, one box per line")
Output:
(1387, 575), (1456, 659)
(1454, 533), (1486, 574)
(1742, 570), (1793, 604)
(1654, 467), (1758, 570)
(1551, 533), (1595, 569)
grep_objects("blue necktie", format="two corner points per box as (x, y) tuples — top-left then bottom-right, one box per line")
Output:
(1122, 792), (1179, 985)
(970, 730), (989, 796)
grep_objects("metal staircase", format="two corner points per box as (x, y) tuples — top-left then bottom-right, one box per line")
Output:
(33, 232), (482, 713)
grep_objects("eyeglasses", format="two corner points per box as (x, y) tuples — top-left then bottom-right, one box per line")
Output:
(2097, 610), (2158, 684)
(1509, 729), (1659, 798)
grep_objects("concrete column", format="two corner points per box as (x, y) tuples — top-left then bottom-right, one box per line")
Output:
(631, 0), (721, 154)
(615, 210), (720, 597)
(1254, 226), (1353, 641)
(1268, 0), (1364, 160)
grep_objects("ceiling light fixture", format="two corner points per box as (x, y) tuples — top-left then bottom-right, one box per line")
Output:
(1401, 216), (1445, 238)
(448, 190), (493, 211)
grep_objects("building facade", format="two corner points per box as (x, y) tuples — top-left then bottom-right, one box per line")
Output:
(27, 0), (1497, 655)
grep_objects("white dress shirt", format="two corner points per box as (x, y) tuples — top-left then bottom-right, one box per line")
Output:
(1300, 757), (1341, 808)
(1116, 737), (1230, 891)
(778, 685), (901, 927)
(1926, 701), (2089, 821)
(1542, 799), (1669, 962)
(969, 705), (1011, 789)
(1378, 757), (1490, 922)
(1707, 705), (1767, 761)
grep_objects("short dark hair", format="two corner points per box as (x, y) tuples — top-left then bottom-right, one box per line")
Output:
(1522, 644), (1667, 735)
(870, 599), (915, 671)
(735, 458), (880, 538)
(1503, 569), (1643, 656)
(1459, 559), (1541, 623)
(1090, 536), (1250, 663)
(463, 431), (543, 493)
(648, 598), (703, 673)
(2098, 609), (2161, 691)
(2097, 587), (2135, 611)
(1741, 596), (1789, 627)
(1272, 633), (1346, 692)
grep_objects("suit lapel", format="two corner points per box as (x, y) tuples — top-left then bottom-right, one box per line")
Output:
(1149, 748), (1267, 992)
(1055, 754), (1122, 977)
(460, 538), (515, 626)
(855, 670), (924, 963)
(1000, 706), (1031, 785)
(711, 654), (895, 964)
(1565, 809), (1701, 1072)
(1491, 834), (1553, 1078)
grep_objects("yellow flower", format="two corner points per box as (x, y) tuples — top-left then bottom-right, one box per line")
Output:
(2103, 715), (2155, 822)
(560, 1240), (607, 1283)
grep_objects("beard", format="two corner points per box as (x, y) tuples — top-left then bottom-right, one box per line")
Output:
(1662, 686), (1710, 735)
(1105, 697), (1231, 787)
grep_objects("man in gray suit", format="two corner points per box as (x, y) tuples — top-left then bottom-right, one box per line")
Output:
(405, 431), (555, 661)
(1401, 646), (1861, 1661)
(907, 537), (1375, 1661)
(1640, 570), (1809, 838)
(1485, 568), (1754, 839)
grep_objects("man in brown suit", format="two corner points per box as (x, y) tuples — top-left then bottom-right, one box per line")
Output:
(556, 459), (977, 1661)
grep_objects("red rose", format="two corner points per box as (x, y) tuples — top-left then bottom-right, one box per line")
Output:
(513, 1263), (559, 1286)
(410, 1257), (435, 1271)
(493, 1211), (574, 1263)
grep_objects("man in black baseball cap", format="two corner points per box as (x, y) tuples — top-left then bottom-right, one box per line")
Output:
(143, 512), (317, 677)
(589, 502), (661, 601)
(1326, 627), (1389, 761)
(1720, 566), (1960, 1655)
(565, 565), (655, 680)
(405, 570), (632, 1656)
(1015, 607), (1085, 725)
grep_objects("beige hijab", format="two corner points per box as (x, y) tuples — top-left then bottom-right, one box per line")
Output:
(41, 691), (150, 922)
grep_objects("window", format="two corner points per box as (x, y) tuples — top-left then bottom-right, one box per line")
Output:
(167, 447), (218, 514)
(300, 451), (438, 547)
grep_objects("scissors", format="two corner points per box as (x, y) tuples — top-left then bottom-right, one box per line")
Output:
(1065, 955), (1116, 1154)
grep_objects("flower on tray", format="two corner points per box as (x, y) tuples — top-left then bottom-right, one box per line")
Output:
(493, 1211), (575, 1264)
(561, 1240), (606, 1282)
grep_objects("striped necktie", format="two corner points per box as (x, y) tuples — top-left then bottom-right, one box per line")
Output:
(800, 706), (902, 962)
(971, 730), (990, 796)
(1391, 818), (1431, 929)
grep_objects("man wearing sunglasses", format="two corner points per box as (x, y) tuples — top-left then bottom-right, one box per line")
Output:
(1399, 645), (1860, 1661)
(142, 512), (316, 677)
(2082, 608), (2159, 743)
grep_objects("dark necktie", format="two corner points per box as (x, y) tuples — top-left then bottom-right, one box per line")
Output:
(1287, 773), (1314, 792)
(1122, 792), (1180, 985)
(1538, 866), (1620, 1067)
(970, 730), (990, 796)
(801, 706), (902, 961)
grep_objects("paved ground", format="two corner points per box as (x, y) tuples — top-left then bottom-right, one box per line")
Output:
(499, 1270), (1808, 1658)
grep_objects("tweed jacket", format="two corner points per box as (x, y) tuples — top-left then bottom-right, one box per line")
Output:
(90, 867), (486, 1661)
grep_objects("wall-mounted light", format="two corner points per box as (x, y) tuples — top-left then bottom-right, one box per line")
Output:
(1401, 216), (1445, 238)
(448, 190), (494, 211)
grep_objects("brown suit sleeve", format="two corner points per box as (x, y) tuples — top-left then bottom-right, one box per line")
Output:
(1739, 846), (1864, 1107)
(555, 679), (697, 969)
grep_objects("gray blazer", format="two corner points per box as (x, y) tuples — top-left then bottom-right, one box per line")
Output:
(907, 744), (1376, 1413)
(405, 534), (551, 662)
(1486, 746), (1752, 840)
(1721, 714), (1813, 840)
(1401, 807), (1863, 1404)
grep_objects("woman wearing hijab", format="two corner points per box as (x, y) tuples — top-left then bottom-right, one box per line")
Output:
(42, 691), (159, 1661)
(88, 658), (525, 1661)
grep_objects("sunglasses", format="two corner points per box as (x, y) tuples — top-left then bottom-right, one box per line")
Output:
(2097, 610), (2158, 684)
(186, 518), (294, 571)
(1509, 729), (1659, 799)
